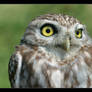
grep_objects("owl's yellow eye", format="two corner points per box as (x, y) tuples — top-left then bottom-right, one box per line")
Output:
(41, 26), (54, 37)
(75, 29), (82, 38)
(41, 24), (58, 37)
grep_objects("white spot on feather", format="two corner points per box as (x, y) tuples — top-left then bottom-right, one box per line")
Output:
(51, 70), (63, 88)
(14, 52), (22, 88)
(72, 64), (78, 72)
(84, 51), (91, 58)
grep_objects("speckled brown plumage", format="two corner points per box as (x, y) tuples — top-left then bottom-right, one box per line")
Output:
(8, 14), (92, 88)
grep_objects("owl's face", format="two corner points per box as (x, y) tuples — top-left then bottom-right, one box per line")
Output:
(23, 14), (89, 53)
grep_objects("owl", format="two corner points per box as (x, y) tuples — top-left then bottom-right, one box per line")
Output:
(8, 14), (92, 88)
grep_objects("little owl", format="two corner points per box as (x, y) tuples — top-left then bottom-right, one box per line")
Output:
(8, 14), (92, 88)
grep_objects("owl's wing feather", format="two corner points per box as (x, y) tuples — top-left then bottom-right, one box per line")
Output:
(82, 45), (92, 67)
(8, 51), (23, 88)
(8, 45), (37, 88)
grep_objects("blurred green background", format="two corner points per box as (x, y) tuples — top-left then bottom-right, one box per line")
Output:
(0, 4), (92, 88)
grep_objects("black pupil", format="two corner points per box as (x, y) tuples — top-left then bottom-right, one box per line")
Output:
(46, 29), (50, 33)
(76, 31), (79, 35)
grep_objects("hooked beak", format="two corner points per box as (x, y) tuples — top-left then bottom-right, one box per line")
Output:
(63, 36), (71, 52)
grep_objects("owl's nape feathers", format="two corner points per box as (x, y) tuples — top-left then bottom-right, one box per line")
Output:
(8, 14), (92, 88)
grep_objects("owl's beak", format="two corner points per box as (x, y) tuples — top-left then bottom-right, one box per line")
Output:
(63, 37), (71, 52)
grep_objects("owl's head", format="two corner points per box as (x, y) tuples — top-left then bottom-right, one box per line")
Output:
(22, 14), (91, 54)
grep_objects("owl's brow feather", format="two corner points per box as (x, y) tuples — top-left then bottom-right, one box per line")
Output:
(33, 14), (81, 27)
